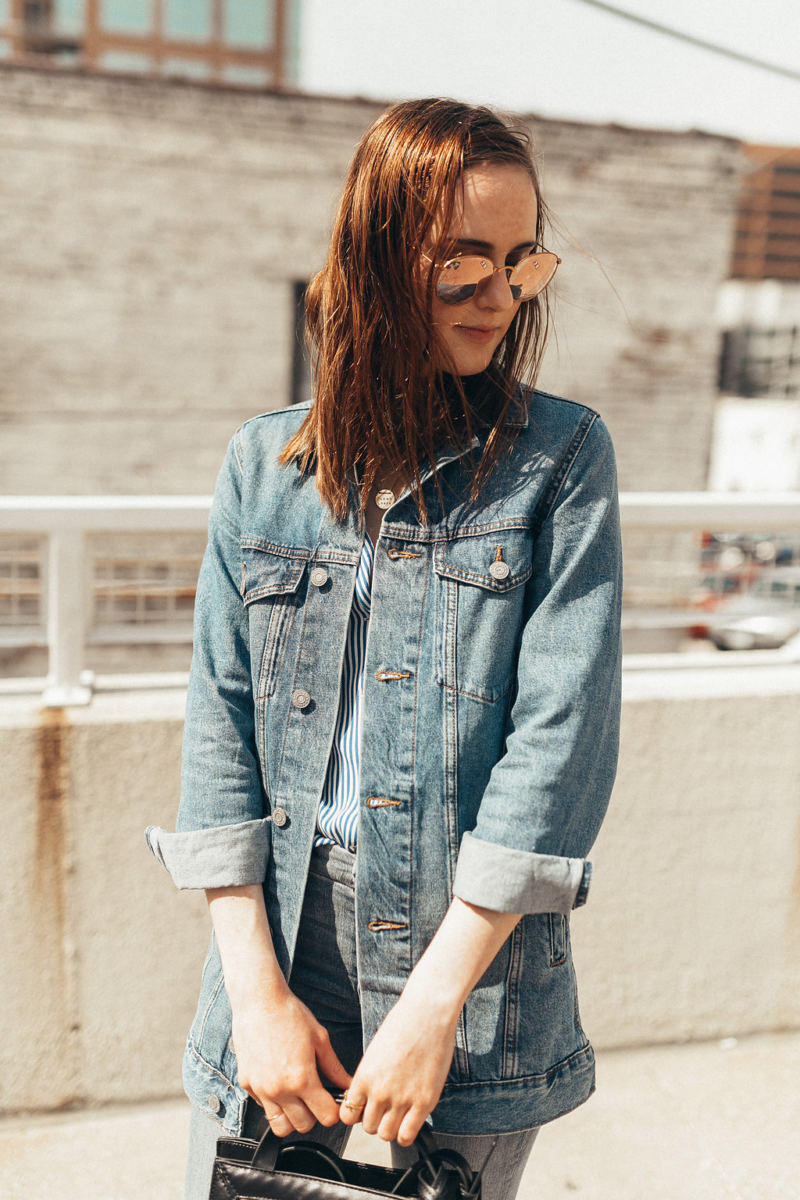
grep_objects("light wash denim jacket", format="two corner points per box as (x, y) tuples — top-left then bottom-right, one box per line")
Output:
(146, 387), (622, 1136)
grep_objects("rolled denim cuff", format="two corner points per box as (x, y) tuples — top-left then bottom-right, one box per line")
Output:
(453, 831), (591, 915)
(144, 818), (271, 890)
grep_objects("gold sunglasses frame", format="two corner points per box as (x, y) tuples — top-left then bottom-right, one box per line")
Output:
(433, 249), (562, 304)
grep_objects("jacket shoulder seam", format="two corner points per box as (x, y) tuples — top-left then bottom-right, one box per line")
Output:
(530, 388), (600, 419)
(237, 402), (311, 433)
(233, 404), (311, 469)
(531, 409), (598, 536)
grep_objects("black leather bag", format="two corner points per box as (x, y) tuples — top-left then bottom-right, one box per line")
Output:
(208, 1122), (491, 1200)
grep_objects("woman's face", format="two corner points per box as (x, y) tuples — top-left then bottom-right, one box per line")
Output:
(427, 163), (539, 376)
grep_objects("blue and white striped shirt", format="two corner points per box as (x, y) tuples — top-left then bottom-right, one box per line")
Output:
(314, 532), (374, 851)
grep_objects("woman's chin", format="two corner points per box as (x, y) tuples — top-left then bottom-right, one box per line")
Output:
(448, 348), (496, 376)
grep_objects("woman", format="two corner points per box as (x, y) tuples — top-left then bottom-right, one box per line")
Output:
(147, 97), (622, 1200)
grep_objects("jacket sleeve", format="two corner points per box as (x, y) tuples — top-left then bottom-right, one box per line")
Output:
(145, 429), (272, 889)
(452, 415), (622, 915)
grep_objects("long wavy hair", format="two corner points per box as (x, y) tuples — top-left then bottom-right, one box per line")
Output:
(279, 98), (552, 522)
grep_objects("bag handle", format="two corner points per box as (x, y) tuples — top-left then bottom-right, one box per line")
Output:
(391, 1126), (496, 1200)
(251, 1120), (496, 1200)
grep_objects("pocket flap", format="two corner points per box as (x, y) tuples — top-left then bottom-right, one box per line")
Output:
(240, 541), (310, 604)
(434, 529), (532, 592)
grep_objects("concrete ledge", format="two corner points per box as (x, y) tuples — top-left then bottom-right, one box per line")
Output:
(3, 667), (799, 1113)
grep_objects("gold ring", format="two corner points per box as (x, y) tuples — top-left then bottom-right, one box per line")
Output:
(342, 1092), (366, 1112)
(265, 1110), (283, 1123)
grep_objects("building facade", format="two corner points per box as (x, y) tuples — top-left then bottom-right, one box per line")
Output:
(0, 63), (744, 496)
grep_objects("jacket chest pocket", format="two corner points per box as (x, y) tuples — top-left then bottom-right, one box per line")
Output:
(241, 541), (309, 699)
(433, 527), (533, 703)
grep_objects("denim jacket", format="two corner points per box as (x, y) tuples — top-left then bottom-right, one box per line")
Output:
(146, 387), (622, 1136)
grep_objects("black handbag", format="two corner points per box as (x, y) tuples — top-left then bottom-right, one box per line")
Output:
(208, 1120), (494, 1200)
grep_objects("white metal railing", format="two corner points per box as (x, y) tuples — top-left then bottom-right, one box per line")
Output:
(2, 493), (800, 705)
(0, 497), (210, 705)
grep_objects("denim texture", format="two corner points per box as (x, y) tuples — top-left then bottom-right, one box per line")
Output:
(146, 387), (622, 1136)
(184, 845), (539, 1200)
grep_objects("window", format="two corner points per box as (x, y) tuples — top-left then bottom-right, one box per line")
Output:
(163, 56), (211, 80)
(53, 0), (83, 34)
(164, 0), (211, 41)
(101, 0), (150, 35)
(719, 325), (800, 399)
(222, 64), (269, 86)
(225, 0), (272, 48)
(7, 0), (296, 86)
(291, 281), (312, 407)
(99, 49), (152, 71)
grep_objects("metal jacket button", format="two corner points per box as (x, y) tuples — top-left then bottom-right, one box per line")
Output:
(489, 560), (510, 580)
(310, 567), (328, 587)
(272, 807), (288, 827)
(206, 1094), (221, 1114)
(291, 688), (311, 709)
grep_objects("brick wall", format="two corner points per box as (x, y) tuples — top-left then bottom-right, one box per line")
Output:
(0, 64), (744, 494)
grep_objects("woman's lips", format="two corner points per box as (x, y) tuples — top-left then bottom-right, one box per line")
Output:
(453, 325), (500, 343)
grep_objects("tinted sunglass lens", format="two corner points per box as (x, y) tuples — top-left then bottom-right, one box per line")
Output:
(437, 282), (478, 304)
(511, 253), (559, 299)
(436, 257), (488, 304)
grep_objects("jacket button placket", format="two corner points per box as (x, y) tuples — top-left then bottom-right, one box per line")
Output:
(268, 555), (361, 970)
(356, 532), (424, 1003)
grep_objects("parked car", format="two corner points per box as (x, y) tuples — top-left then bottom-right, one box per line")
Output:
(707, 568), (800, 650)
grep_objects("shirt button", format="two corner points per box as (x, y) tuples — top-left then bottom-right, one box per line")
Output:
(272, 806), (288, 827)
(291, 688), (311, 709)
(489, 560), (510, 581)
(206, 1094), (221, 1114)
(310, 566), (329, 587)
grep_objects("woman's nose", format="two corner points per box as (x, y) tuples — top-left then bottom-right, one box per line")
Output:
(475, 266), (515, 310)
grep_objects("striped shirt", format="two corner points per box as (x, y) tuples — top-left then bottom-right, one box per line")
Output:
(314, 532), (374, 851)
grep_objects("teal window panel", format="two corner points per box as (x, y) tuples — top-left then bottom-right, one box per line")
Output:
(0, 39), (10, 57)
(163, 56), (211, 79)
(0, 2), (8, 25)
(165, 0), (211, 41)
(101, 0), (151, 35)
(54, 0), (84, 35)
(224, 0), (272, 49)
(222, 64), (270, 86)
(99, 50), (153, 71)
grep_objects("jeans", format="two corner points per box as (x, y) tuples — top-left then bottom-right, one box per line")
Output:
(185, 844), (539, 1200)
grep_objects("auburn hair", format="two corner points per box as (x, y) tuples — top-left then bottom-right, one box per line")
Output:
(279, 97), (552, 522)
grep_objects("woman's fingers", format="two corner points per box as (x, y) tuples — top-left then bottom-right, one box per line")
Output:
(360, 1094), (391, 1138)
(277, 1094), (319, 1134)
(263, 1108), (294, 1139)
(376, 1108), (403, 1143)
(396, 1106), (428, 1147)
(337, 1086), (367, 1127)
(316, 1034), (353, 1093)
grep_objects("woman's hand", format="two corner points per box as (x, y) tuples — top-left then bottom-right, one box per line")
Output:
(231, 983), (352, 1137)
(340, 896), (522, 1145)
(338, 989), (457, 1146)
(206, 884), (351, 1137)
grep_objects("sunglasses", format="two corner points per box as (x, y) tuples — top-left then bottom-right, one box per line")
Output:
(434, 250), (561, 305)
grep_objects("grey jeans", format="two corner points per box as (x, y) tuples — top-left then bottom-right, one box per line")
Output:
(185, 844), (539, 1200)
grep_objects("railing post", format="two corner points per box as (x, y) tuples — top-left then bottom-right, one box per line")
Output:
(42, 528), (93, 707)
